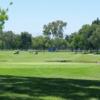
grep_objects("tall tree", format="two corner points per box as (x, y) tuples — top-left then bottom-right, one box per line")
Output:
(92, 18), (100, 25)
(0, 1), (13, 49)
(3, 31), (15, 49)
(89, 28), (100, 50)
(43, 20), (67, 39)
(20, 32), (32, 49)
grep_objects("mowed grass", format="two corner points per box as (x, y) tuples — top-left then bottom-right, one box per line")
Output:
(0, 51), (100, 63)
(0, 51), (100, 100)
(0, 63), (100, 80)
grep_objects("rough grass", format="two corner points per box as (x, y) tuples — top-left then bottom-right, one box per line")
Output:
(0, 51), (100, 100)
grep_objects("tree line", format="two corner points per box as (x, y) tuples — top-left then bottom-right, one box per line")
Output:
(0, 2), (100, 52)
(0, 18), (100, 52)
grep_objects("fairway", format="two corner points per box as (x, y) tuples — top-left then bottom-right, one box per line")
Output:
(0, 51), (100, 100)
(1, 0), (100, 99)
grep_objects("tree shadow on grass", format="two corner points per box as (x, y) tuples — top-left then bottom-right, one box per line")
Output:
(0, 75), (100, 100)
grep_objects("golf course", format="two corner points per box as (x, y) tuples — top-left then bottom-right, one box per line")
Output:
(0, 51), (100, 100)
(0, 1), (100, 100)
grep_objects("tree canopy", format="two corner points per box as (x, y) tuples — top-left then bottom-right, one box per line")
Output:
(43, 20), (67, 39)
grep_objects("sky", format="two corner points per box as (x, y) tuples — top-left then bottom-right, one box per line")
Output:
(0, 0), (100, 36)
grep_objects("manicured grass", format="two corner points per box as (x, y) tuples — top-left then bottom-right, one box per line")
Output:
(0, 63), (100, 80)
(0, 51), (100, 63)
(0, 75), (100, 100)
(0, 51), (100, 100)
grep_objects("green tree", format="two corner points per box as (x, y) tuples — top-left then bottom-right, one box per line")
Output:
(13, 34), (21, 49)
(20, 32), (32, 50)
(32, 36), (45, 50)
(0, 1), (13, 49)
(43, 20), (67, 39)
(0, 31), (21, 49)
(92, 18), (100, 25)
(66, 19), (100, 51)
(89, 28), (100, 50)
(3, 31), (15, 49)
(78, 24), (92, 50)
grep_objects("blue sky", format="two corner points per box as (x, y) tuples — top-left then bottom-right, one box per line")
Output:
(0, 0), (100, 36)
